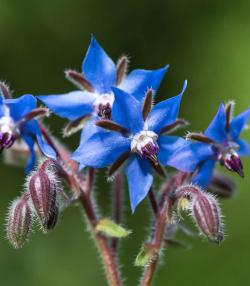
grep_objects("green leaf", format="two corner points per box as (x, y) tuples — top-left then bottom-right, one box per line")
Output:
(134, 244), (157, 267)
(96, 218), (132, 238)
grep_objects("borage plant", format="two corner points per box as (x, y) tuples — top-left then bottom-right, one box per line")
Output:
(2, 36), (250, 286)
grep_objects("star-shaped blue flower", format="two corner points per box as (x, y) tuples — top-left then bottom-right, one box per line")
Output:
(37, 35), (168, 140)
(0, 94), (56, 173)
(72, 81), (207, 212)
(189, 102), (250, 188)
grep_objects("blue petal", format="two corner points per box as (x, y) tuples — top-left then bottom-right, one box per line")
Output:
(204, 103), (227, 143)
(80, 116), (100, 143)
(76, 116), (104, 170)
(192, 159), (216, 188)
(236, 138), (250, 156)
(4, 94), (37, 121)
(125, 155), (153, 213)
(0, 95), (5, 117)
(76, 116), (107, 165)
(230, 108), (250, 140)
(119, 65), (169, 101)
(82, 36), (116, 93)
(146, 80), (187, 133)
(21, 134), (36, 174)
(157, 135), (190, 166)
(21, 120), (57, 160)
(160, 139), (214, 172)
(112, 87), (144, 134)
(37, 91), (95, 120)
(72, 129), (130, 168)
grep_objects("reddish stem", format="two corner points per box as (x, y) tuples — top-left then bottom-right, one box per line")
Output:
(140, 171), (189, 286)
(40, 124), (122, 286)
(148, 188), (159, 216)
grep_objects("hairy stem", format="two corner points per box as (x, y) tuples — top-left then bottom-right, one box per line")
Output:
(40, 125), (122, 286)
(140, 172), (188, 286)
(148, 188), (159, 216)
(140, 197), (174, 286)
(86, 167), (95, 195)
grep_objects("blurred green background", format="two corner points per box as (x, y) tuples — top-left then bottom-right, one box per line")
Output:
(1, 0), (250, 285)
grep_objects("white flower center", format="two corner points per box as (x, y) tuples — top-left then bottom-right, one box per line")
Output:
(93, 93), (114, 119)
(131, 130), (159, 164)
(0, 116), (15, 134)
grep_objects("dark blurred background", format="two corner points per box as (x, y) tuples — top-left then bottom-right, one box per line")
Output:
(1, 0), (250, 285)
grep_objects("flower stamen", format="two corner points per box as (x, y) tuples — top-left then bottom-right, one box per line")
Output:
(131, 130), (159, 165)
(93, 93), (114, 119)
(0, 115), (17, 150)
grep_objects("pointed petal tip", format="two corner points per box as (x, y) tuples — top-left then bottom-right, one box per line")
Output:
(181, 80), (188, 94)
(161, 64), (170, 73)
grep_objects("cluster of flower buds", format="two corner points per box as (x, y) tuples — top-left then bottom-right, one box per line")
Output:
(7, 192), (32, 249)
(7, 159), (62, 248)
(175, 185), (223, 244)
(28, 160), (60, 231)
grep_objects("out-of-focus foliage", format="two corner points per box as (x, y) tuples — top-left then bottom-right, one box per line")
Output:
(0, 0), (250, 285)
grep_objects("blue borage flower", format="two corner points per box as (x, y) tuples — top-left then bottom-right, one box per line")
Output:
(0, 93), (56, 173)
(37, 35), (168, 139)
(72, 81), (208, 212)
(187, 102), (250, 188)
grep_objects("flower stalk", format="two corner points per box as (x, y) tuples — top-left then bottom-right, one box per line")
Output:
(40, 125), (122, 286)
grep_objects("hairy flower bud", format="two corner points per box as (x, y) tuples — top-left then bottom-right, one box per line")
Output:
(7, 193), (32, 249)
(28, 160), (60, 232)
(175, 185), (223, 243)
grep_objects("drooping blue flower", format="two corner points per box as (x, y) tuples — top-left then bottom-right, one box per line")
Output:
(188, 102), (250, 188)
(0, 94), (56, 173)
(37, 35), (168, 140)
(72, 81), (209, 212)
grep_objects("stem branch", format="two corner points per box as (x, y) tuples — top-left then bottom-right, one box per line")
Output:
(40, 124), (122, 286)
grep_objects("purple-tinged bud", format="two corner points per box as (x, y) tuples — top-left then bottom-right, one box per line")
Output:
(28, 160), (60, 232)
(208, 171), (236, 198)
(219, 151), (244, 177)
(192, 192), (223, 243)
(7, 193), (32, 249)
(175, 185), (224, 244)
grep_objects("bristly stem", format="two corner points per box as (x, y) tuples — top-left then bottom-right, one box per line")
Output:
(86, 167), (95, 195)
(148, 188), (159, 216)
(140, 172), (188, 286)
(140, 196), (174, 286)
(40, 125), (122, 286)
(111, 172), (123, 252)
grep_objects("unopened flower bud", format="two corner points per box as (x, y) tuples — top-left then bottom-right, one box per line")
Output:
(219, 150), (244, 178)
(7, 193), (32, 249)
(192, 192), (223, 243)
(175, 185), (223, 244)
(28, 160), (60, 232)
